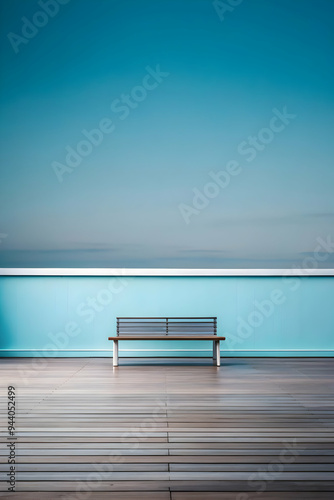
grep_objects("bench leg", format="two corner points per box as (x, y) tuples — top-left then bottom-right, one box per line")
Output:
(215, 340), (220, 367)
(113, 340), (119, 367)
(213, 340), (216, 363)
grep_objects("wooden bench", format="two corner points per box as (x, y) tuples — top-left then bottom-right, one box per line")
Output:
(108, 317), (225, 367)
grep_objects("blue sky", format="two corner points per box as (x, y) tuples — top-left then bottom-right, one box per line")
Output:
(0, 0), (333, 268)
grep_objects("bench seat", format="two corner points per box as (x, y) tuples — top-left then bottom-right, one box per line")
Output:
(109, 335), (225, 340)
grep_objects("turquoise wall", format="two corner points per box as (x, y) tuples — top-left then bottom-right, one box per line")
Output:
(0, 276), (333, 358)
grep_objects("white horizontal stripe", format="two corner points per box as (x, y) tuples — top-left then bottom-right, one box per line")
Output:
(0, 268), (333, 276)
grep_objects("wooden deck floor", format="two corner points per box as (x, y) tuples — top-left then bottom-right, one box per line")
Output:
(1, 357), (334, 499)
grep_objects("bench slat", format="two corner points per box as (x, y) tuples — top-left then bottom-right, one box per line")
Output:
(118, 327), (214, 331)
(116, 332), (217, 336)
(117, 317), (216, 319)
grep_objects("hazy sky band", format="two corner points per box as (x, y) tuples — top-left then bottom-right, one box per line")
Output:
(0, 0), (333, 267)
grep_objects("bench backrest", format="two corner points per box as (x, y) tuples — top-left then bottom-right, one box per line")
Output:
(116, 317), (217, 337)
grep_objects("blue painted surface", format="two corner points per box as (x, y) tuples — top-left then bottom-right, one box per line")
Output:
(0, 276), (333, 357)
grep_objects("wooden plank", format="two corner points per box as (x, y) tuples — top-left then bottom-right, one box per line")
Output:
(1, 481), (334, 492)
(172, 494), (334, 500)
(0, 493), (170, 499)
(1, 454), (332, 464)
